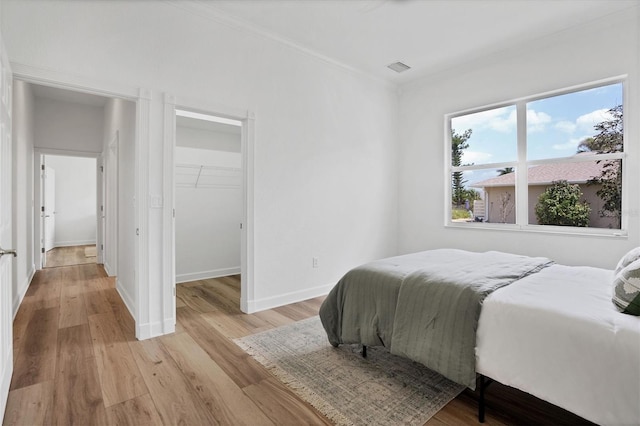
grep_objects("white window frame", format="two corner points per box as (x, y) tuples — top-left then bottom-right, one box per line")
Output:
(444, 76), (628, 237)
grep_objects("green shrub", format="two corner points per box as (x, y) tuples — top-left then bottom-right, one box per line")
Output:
(535, 180), (591, 227)
(452, 208), (471, 220)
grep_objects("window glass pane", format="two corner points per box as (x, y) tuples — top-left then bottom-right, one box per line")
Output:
(451, 105), (517, 166)
(453, 168), (517, 223)
(527, 83), (623, 161)
(527, 159), (621, 229)
(451, 170), (479, 222)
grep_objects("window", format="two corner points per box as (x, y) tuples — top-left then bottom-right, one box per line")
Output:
(447, 80), (625, 234)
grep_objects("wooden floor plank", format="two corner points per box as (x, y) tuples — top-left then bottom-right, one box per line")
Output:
(243, 377), (332, 426)
(200, 310), (253, 339)
(427, 395), (504, 426)
(176, 306), (272, 388)
(3, 381), (53, 426)
(10, 306), (59, 390)
(58, 284), (87, 329)
(102, 288), (136, 341)
(88, 312), (148, 407)
(176, 284), (218, 313)
(176, 293), (187, 308)
(303, 296), (325, 312)
(12, 301), (39, 360)
(161, 331), (275, 426)
(252, 309), (297, 330)
(199, 279), (241, 314)
(129, 338), (218, 426)
(105, 394), (163, 426)
(23, 275), (61, 307)
(83, 277), (115, 292)
(83, 289), (112, 316)
(45, 245), (97, 268)
(273, 300), (319, 321)
(79, 264), (109, 280)
(53, 324), (108, 426)
(233, 309), (279, 333)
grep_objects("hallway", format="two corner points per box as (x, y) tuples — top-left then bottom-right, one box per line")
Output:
(5, 264), (137, 424)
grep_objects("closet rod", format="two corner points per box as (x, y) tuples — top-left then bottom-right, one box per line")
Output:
(194, 165), (204, 188)
(175, 163), (240, 172)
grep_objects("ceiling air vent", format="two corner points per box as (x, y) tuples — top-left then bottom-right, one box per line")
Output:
(387, 61), (411, 73)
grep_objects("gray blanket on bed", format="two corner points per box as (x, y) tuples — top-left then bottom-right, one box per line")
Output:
(319, 249), (553, 389)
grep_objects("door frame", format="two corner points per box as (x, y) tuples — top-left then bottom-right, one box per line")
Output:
(12, 63), (149, 335)
(34, 150), (100, 270)
(97, 153), (104, 265)
(102, 131), (119, 276)
(163, 94), (255, 319)
(0, 36), (13, 421)
(42, 162), (55, 259)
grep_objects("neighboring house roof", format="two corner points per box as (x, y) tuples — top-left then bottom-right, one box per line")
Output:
(471, 154), (612, 188)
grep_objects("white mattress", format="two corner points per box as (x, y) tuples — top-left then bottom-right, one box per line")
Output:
(476, 264), (640, 426)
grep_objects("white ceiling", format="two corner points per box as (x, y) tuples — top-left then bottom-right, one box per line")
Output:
(199, 0), (639, 84)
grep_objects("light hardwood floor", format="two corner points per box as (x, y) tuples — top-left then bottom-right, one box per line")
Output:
(4, 265), (593, 425)
(45, 245), (97, 268)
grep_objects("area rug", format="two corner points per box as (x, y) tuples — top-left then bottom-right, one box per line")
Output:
(234, 316), (465, 426)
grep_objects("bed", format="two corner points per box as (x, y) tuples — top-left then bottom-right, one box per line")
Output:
(319, 249), (640, 426)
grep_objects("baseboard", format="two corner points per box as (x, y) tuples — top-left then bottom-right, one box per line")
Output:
(176, 267), (240, 283)
(54, 240), (97, 248)
(115, 279), (175, 341)
(136, 319), (175, 341)
(116, 277), (135, 323)
(12, 266), (35, 319)
(103, 261), (113, 277)
(246, 282), (335, 314)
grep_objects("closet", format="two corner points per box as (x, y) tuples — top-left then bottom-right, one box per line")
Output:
(174, 115), (241, 283)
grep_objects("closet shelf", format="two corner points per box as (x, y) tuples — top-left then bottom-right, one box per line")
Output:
(175, 163), (241, 189)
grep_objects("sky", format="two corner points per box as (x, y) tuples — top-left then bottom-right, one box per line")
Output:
(451, 83), (623, 187)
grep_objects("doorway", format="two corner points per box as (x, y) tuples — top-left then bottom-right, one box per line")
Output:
(41, 154), (98, 268)
(174, 110), (243, 309)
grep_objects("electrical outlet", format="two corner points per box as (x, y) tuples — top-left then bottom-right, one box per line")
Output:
(312, 257), (319, 268)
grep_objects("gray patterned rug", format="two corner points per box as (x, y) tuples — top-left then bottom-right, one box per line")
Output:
(234, 316), (465, 426)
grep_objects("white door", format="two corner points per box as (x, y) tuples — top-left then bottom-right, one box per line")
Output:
(43, 166), (55, 254)
(97, 156), (104, 265)
(0, 37), (14, 419)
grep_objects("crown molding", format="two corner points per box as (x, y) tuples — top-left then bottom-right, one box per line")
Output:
(163, 0), (394, 89)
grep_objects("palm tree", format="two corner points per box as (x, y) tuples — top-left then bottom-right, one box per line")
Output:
(497, 167), (514, 175)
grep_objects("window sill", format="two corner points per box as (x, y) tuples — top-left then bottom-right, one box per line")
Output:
(445, 221), (628, 238)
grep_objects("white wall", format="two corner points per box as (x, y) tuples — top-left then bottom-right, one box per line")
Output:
(34, 97), (104, 154)
(102, 98), (136, 317)
(44, 155), (96, 247)
(398, 9), (640, 269)
(175, 136), (242, 282)
(11, 80), (35, 315)
(1, 1), (398, 333)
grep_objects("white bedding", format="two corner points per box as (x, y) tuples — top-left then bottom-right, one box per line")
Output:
(476, 264), (640, 426)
